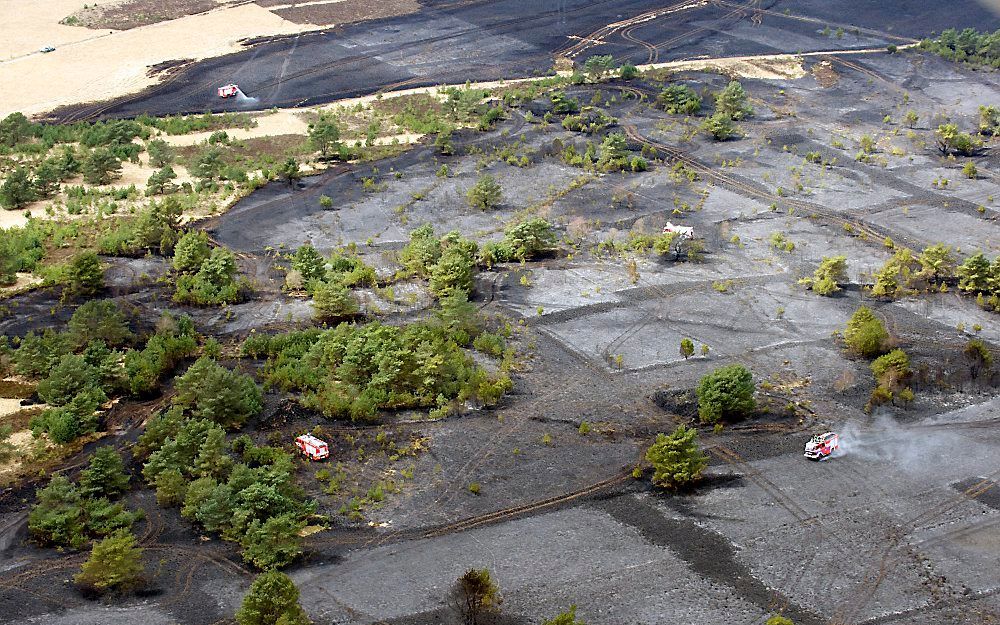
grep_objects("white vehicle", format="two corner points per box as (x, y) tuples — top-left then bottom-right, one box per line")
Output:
(804, 432), (839, 460)
(294, 434), (329, 461)
(218, 84), (240, 98)
(663, 221), (694, 239)
(40, 46), (56, 53)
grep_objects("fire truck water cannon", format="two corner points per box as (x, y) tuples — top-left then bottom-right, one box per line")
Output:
(804, 432), (839, 461)
(218, 84), (240, 98)
(295, 434), (329, 461)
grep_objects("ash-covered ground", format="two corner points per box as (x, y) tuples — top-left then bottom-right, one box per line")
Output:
(4, 7), (1000, 625)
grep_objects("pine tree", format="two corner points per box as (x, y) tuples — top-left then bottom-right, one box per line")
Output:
(291, 244), (327, 284)
(679, 338), (695, 359)
(236, 571), (310, 625)
(195, 427), (232, 478)
(173, 231), (212, 273)
(645, 425), (708, 489)
(843, 305), (888, 357)
(80, 447), (129, 498)
(958, 252), (992, 293)
(75, 530), (144, 594)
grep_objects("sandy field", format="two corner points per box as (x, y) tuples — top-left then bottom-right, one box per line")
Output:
(0, 0), (116, 61)
(0, 2), (321, 118)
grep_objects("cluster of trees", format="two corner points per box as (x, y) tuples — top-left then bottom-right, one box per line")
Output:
(866, 244), (1000, 312)
(920, 28), (1000, 67)
(480, 218), (558, 265)
(0, 222), (45, 285)
(0, 115), (153, 209)
(400, 224), (480, 298)
(286, 244), (375, 319)
(935, 123), (982, 156)
(172, 232), (249, 305)
(28, 448), (138, 549)
(559, 133), (648, 172)
(243, 307), (512, 421)
(842, 306), (913, 409)
(866, 243), (959, 299)
(98, 195), (183, 256)
(562, 108), (618, 134)
(702, 81), (753, 141)
(13, 308), (199, 442)
(21, 300), (132, 442)
(657, 84), (702, 115)
(137, 361), (309, 569)
(397, 218), (558, 298)
(799, 255), (849, 296)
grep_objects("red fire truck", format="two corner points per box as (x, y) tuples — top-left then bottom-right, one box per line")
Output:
(295, 434), (329, 461)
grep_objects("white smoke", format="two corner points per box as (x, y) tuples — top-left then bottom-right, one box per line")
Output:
(830, 413), (962, 469)
(234, 89), (259, 106)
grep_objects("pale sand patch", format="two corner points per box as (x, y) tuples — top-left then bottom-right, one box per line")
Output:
(0, 398), (23, 420)
(0, 273), (43, 295)
(0, 431), (39, 476)
(0, 204), (49, 230)
(0, 0), (118, 61)
(266, 0), (349, 10)
(0, 3), (320, 118)
(639, 55), (807, 81)
(161, 110), (312, 146)
(637, 46), (917, 81)
(114, 159), (195, 189)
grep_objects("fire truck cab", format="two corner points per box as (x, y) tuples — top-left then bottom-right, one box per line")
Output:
(218, 84), (240, 98)
(295, 434), (329, 461)
(663, 222), (695, 239)
(804, 432), (839, 460)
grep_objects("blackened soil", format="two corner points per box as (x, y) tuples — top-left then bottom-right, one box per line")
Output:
(596, 493), (824, 625)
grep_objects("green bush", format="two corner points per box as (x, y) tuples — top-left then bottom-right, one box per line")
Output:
(0, 223), (45, 285)
(236, 571), (310, 625)
(28, 475), (139, 550)
(75, 529), (144, 594)
(715, 80), (753, 120)
(174, 247), (247, 305)
(799, 255), (848, 296)
(657, 85), (702, 115)
(81, 148), (123, 185)
(0, 166), (36, 209)
(172, 231), (212, 273)
(843, 306), (888, 357)
(696, 364), (755, 423)
(290, 244), (326, 285)
(64, 252), (104, 296)
(646, 425), (708, 489)
(80, 447), (130, 498)
(68, 300), (132, 349)
(173, 356), (262, 428)
(312, 280), (359, 320)
(467, 174), (503, 210)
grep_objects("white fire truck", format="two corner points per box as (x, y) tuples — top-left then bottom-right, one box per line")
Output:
(295, 434), (329, 461)
(218, 84), (240, 98)
(804, 432), (839, 460)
